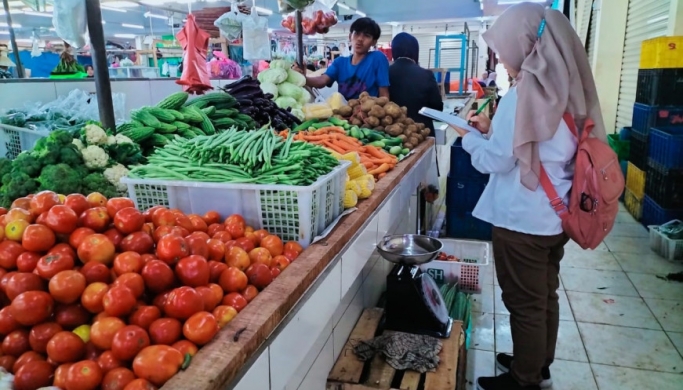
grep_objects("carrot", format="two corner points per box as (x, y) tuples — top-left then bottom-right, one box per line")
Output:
(368, 163), (392, 176)
(323, 141), (346, 154)
(378, 173), (387, 180)
(362, 161), (376, 169)
(333, 139), (362, 151)
(365, 146), (391, 159)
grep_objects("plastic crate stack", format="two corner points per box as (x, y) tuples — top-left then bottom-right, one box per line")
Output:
(627, 36), (683, 226)
(446, 138), (492, 240)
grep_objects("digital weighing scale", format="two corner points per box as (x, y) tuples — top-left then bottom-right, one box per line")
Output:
(377, 235), (453, 339)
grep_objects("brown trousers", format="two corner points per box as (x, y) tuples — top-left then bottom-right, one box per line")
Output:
(492, 227), (569, 387)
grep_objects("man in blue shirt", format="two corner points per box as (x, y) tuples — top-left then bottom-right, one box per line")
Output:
(294, 18), (390, 100)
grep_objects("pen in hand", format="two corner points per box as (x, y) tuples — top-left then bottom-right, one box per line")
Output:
(468, 98), (491, 125)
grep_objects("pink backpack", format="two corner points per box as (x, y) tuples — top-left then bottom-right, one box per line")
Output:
(539, 113), (625, 250)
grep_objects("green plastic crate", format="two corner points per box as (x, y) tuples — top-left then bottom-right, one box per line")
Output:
(608, 133), (630, 161)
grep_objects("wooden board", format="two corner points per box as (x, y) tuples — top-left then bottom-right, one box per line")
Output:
(162, 140), (435, 390)
(327, 308), (464, 390)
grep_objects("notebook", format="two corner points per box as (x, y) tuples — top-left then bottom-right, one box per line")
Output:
(419, 107), (480, 133)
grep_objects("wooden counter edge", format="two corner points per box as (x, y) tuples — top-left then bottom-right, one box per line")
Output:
(162, 139), (436, 390)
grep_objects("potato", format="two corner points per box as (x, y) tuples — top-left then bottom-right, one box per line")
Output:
(366, 116), (380, 127)
(399, 113), (407, 122)
(381, 116), (394, 126)
(409, 135), (420, 145)
(359, 91), (370, 99)
(376, 97), (389, 106)
(401, 106), (408, 114)
(350, 117), (363, 126)
(406, 125), (418, 135)
(398, 134), (407, 141)
(405, 118), (415, 126)
(348, 99), (359, 108)
(385, 124), (403, 137)
(338, 106), (353, 117)
(333, 114), (345, 120)
(421, 128), (431, 137)
(361, 100), (375, 113)
(369, 106), (386, 118)
(375, 126), (385, 132)
(415, 133), (424, 142)
(416, 123), (425, 131)
(384, 102), (402, 119)
(404, 142), (415, 150)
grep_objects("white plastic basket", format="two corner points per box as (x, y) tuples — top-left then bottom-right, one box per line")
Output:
(0, 124), (49, 160)
(648, 220), (683, 262)
(121, 161), (350, 248)
(420, 239), (491, 294)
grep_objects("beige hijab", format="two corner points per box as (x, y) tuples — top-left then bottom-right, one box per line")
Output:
(483, 2), (606, 190)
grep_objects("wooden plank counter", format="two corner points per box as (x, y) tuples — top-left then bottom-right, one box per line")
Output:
(163, 139), (436, 390)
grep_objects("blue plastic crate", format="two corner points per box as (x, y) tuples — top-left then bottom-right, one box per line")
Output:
(446, 175), (488, 217)
(449, 137), (489, 179)
(641, 195), (683, 227)
(648, 126), (683, 169)
(446, 211), (493, 241)
(631, 104), (683, 133)
(628, 126), (648, 170)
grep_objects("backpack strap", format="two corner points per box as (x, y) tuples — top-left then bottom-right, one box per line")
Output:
(538, 112), (578, 219)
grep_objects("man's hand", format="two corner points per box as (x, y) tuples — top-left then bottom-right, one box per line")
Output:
(291, 62), (306, 76)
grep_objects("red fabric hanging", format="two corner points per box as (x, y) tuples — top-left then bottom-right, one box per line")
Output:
(176, 14), (213, 94)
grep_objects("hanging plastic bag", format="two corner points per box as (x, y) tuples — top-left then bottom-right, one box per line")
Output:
(277, 0), (295, 13)
(31, 36), (41, 58)
(284, 0), (316, 10)
(176, 14), (213, 95)
(282, 1), (338, 35)
(52, 0), (88, 48)
(242, 8), (271, 61)
(214, 2), (247, 40)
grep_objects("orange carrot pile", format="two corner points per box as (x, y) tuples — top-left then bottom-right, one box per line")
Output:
(280, 126), (398, 179)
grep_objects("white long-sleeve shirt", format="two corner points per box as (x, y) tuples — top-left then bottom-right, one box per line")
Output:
(461, 87), (577, 236)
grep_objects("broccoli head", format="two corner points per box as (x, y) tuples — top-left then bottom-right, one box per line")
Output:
(82, 172), (119, 199)
(48, 130), (74, 147)
(37, 163), (82, 195)
(12, 152), (42, 177)
(31, 130), (76, 166)
(0, 158), (12, 179)
(106, 142), (145, 167)
(1, 171), (38, 200)
(59, 144), (84, 166)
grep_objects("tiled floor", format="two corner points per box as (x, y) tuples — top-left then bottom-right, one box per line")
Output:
(466, 206), (683, 389)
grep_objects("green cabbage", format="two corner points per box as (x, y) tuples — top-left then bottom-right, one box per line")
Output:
(275, 96), (298, 110)
(286, 69), (306, 87)
(257, 68), (287, 85)
(291, 108), (305, 121)
(260, 82), (279, 98)
(277, 82), (303, 100)
(298, 88), (311, 106)
(270, 59), (292, 69)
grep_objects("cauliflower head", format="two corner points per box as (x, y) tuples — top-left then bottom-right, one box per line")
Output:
(72, 139), (85, 151)
(114, 134), (133, 144)
(103, 163), (130, 192)
(83, 124), (108, 145)
(82, 145), (109, 169)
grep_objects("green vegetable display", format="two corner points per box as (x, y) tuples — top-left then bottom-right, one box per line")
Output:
(128, 127), (339, 186)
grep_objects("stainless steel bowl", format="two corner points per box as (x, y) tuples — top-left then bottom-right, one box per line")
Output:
(376, 235), (444, 265)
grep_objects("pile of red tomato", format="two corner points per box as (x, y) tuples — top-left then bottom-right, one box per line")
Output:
(0, 191), (302, 390)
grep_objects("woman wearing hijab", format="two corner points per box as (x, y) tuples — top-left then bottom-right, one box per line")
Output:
(388, 32), (443, 136)
(450, 3), (607, 390)
(484, 71), (497, 87)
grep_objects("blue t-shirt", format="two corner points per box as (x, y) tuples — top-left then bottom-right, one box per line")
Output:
(325, 51), (390, 100)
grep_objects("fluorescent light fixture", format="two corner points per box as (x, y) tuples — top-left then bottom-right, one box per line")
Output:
(24, 11), (52, 17)
(0, 23), (20, 28)
(355, 10), (366, 17)
(0, 31), (9, 35)
(498, 0), (546, 4)
(144, 12), (169, 20)
(254, 6), (273, 16)
(101, 6), (127, 13)
(114, 34), (137, 39)
(337, 3), (350, 10)
(122, 23), (144, 29)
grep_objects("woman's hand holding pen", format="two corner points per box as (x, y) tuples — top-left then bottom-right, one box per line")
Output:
(466, 110), (491, 135)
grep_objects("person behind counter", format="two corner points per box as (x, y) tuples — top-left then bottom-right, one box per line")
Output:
(85, 65), (95, 78)
(450, 3), (607, 390)
(388, 32), (444, 137)
(293, 17), (390, 100)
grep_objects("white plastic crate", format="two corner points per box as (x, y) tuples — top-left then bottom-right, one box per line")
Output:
(420, 239), (491, 294)
(0, 124), (49, 160)
(121, 161), (350, 248)
(648, 220), (683, 261)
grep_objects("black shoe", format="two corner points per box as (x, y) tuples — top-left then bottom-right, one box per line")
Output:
(495, 353), (552, 389)
(477, 372), (541, 390)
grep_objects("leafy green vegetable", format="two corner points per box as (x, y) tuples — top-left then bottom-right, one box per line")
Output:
(277, 82), (303, 100)
(82, 172), (119, 199)
(286, 69), (306, 88)
(37, 163), (82, 194)
(259, 82), (279, 99)
(257, 68), (288, 85)
(105, 142), (145, 167)
(1, 171), (38, 200)
(275, 96), (299, 110)
(12, 153), (42, 177)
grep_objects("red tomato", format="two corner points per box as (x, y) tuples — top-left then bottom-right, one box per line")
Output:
(102, 285), (136, 317)
(225, 223), (245, 239)
(222, 292), (248, 312)
(0, 306), (21, 335)
(79, 207), (111, 232)
(119, 231), (154, 254)
(35, 252), (75, 280)
(113, 273), (145, 298)
(219, 267), (248, 293)
(55, 303), (91, 330)
(113, 252), (143, 275)
(141, 260), (175, 294)
(86, 193), (108, 208)
(182, 311), (218, 346)
(174, 214), (193, 233)
(69, 227), (95, 249)
(212, 230), (233, 243)
(249, 247), (273, 268)
(171, 340), (198, 357)
(129, 306), (161, 331)
(114, 207), (145, 235)
(270, 266), (282, 279)
(241, 285), (259, 303)
(49, 242), (77, 258)
(54, 363), (74, 388)
(140, 254), (156, 263)
(246, 263), (273, 290)
(64, 194), (91, 216)
(29, 191), (60, 216)
(175, 255), (210, 287)
(80, 262), (111, 284)
(132, 345), (185, 386)
(15, 251), (41, 272)
(13, 360), (55, 390)
(0, 355), (15, 371)
(44, 205), (79, 234)
(208, 260), (228, 283)
(260, 235), (284, 257)
(111, 325), (150, 361)
(77, 234), (116, 265)
(13, 350), (45, 373)
(106, 198), (136, 220)
(213, 305), (238, 328)
(81, 282), (109, 313)
(202, 211), (220, 225)
(155, 235), (188, 265)
(224, 214), (245, 227)
(21, 224), (56, 252)
(123, 378), (158, 390)
(225, 246), (250, 271)
(163, 286), (203, 320)
(49, 270), (87, 304)
(234, 237), (255, 253)
(102, 367), (136, 390)
(284, 241), (304, 255)
(272, 255), (291, 271)
(206, 224), (224, 237)
(152, 291), (172, 312)
(142, 206), (163, 224)
(188, 215), (208, 233)
(90, 317), (126, 350)
(103, 228), (125, 249)
(4, 272), (45, 300)
(97, 351), (124, 375)
(205, 239), (224, 262)
(29, 322), (62, 353)
(185, 234), (209, 258)
(196, 285), (221, 312)
(0, 240), (25, 269)
(10, 290), (54, 325)
(66, 360), (103, 390)
(151, 209), (176, 227)
(84, 341), (101, 361)
(10, 197), (31, 210)
(148, 318), (182, 345)
(46, 331), (86, 363)
(2, 329), (30, 357)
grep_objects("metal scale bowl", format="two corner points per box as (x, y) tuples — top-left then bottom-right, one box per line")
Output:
(377, 234), (453, 338)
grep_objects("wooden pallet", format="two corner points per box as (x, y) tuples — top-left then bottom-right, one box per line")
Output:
(327, 308), (465, 390)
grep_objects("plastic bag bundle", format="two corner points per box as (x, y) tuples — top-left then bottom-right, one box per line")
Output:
(214, 2), (247, 40)
(242, 9), (271, 61)
(52, 0), (88, 48)
(284, 0), (316, 10)
(282, 0), (338, 35)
